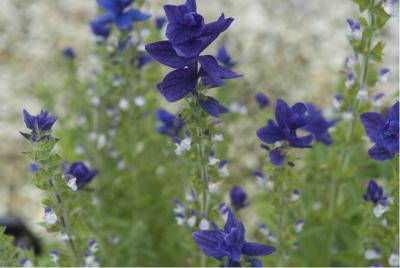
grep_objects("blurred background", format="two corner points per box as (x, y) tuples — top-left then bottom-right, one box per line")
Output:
(0, 0), (398, 250)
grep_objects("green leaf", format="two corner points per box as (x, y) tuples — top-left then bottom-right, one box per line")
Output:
(374, 4), (391, 29)
(369, 41), (385, 62)
(353, 0), (369, 12)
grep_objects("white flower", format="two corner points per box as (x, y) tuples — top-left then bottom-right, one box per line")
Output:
(43, 207), (57, 225)
(389, 252), (400, 267)
(75, 144), (85, 155)
(84, 253), (99, 268)
(345, 72), (355, 89)
(208, 154), (220, 166)
(175, 214), (185, 226)
(20, 259), (33, 267)
(212, 134), (224, 142)
(187, 212), (197, 228)
(295, 220), (304, 233)
(58, 231), (70, 241)
(218, 161), (229, 177)
(175, 136), (191, 156)
(373, 201), (389, 218)
(199, 217), (210, 230)
(291, 190), (300, 201)
(356, 88), (369, 102)
(185, 189), (195, 202)
(49, 251), (59, 263)
(134, 96), (146, 107)
(118, 98), (130, 111)
(117, 159), (125, 170)
(364, 248), (381, 260)
(90, 96), (100, 106)
(88, 240), (99, 253)
(66, 177), (78, 191)
(382, 0), (398, 16)
(342, 111), (354, 121)
(229, 102), (248, 115)
(208, 181), (220, 194)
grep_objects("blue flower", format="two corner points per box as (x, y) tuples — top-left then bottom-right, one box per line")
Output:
(255, 92), (270, 110)
(21, 109), (57, 142)
(256, 99), (313, 165)
(360, 101), (399, 161)
(363, 180), (385, 204)
(62, 47), (75, 59)
(378, 67), (390, 82)
(90, 0), (151, 38)
(216, 45), (237, 67)
(302, 103), (337, 146)
(64, 162), (97, 190)
(192, 208), (275, 266)
(30, 163), (38, 173)
(145, 0), (241, 117)
(156, 109), (185, 137)
(155, 16), (167, 29)
(230, 185), (248, 211)
(346, 19), (363, 40)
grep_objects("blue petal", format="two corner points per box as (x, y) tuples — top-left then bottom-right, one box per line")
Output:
(269, 148), (285, 166)
(198, 55), (224, 86)
(129, 9), (151, 21)
(192, 230), (227, 260)
(23, 109), (35, 129)
(145, 41), (194, 68)
(368, 144), (394, 161)
(288, 132), (313, 148)
(387, 101), (399, 121)
(218, 66), (242, 79)
(241, 242), (276, 256)
(198, 95), (228, 117)
(90, 13), (113, 37)
(185, 0), (197, 12)
(256, 120), (285, 144)
(289, 102), (310, 129)
(97, 0), (121, 13)
(275, 99), (291, 129)
(172, 39), (203, 58)
(161, 67), (196, 102)
(360, 112), (386, 144)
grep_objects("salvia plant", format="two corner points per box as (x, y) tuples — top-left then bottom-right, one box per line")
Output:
(1, 0), (399, 267)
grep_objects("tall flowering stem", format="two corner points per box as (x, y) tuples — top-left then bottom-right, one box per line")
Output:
(21, 111), (80, 266)
(327, 0), (392, 262)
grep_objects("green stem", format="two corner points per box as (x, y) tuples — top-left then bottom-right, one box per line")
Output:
(327, 0), (376, 264)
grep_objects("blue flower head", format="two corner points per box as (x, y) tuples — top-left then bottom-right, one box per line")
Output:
(64, 162), (97, 190)
(145, 0), (242, 117)
(216, 45), (237, 67)
(255, 92), (270, 110)
(192, 208), (275, 266)
(256, 99), (313, 165)
(155, 16), (167, 29)
(21, 109), (57, 142)
(230, 185), (248, 211)
(302, 103), (337, 146)
(346, 18), (363, 40)
(363, 180), (385, 204)
(360, 101), (399, 161)
(90, 0), (151, 38)
(62, 47), (76, 59)
(156, 109), (185, 137)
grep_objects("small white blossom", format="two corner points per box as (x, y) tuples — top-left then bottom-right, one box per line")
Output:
(43, 207), (57, 225)
(364, 248), (381, 260)
(175, 136), (191, 156)
(199, 217), (210, 230)
(49, 250), (59, 263)
(134, 96), (146, 107)
(208, 181), (220, 194)
(389, 252), (400, 267)
(373, 201), (389, 218)
(218, 161), (229, 177)
(118, 98), (130, 111)
(356, 88), (369, 102)
(88, 239), (99, 253)
(295, 220), (304, 233)
(83, 253), (99, 268)
(20, 258), (33, 267)
(291, 190), (300, 201)
(90, 96), (101, 106)
(66, 177), (78, 191)
(212, 134), (224, 142)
